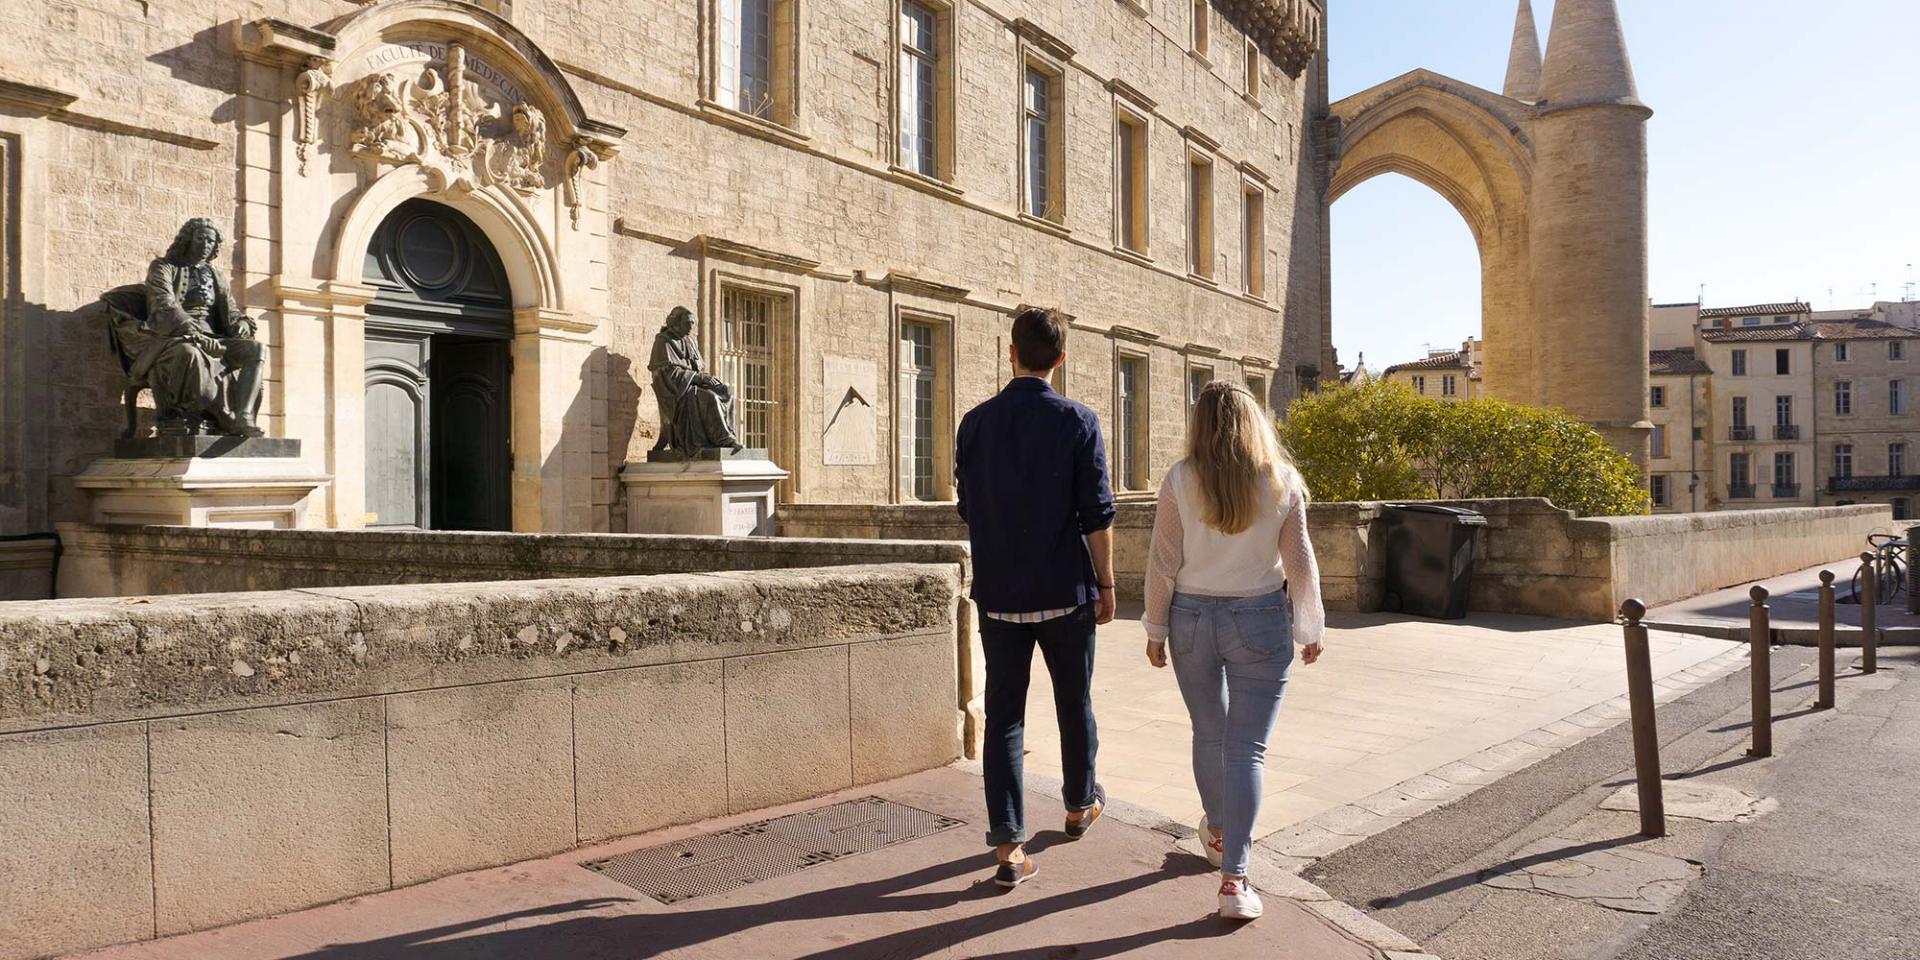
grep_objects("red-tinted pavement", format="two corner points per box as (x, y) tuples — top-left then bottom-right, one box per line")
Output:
(71, 766), (1397, 960)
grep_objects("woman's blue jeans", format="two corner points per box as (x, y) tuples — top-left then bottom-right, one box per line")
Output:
(1167, 590), (1295, 877)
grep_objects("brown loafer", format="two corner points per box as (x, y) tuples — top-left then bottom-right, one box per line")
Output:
(1065, 798), (1103, 840)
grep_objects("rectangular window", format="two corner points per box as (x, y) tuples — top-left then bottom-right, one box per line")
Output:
(1247, 373), (1268, 409)
(899, 1), (942, 176)
(1894, 340), (1907, 361)
(1412, 375), (1426, 395)
(1835, 380), (1852, 416)
(1650, 385), (1666, 408)
(1775, 394), (1793, 427)
(1022, 65), (1061, 221)
(1651, 424), (1668, 459)
(1775, 349), (1791, 375)
(1834, 444), (1853, 480)
(1650, 474), (1670, 508)
(1732, 395), (1748, 427)
(718, 0), (794, 123)
(1187, 152), (1215, 278)
(1897, 497), (1912, 521)
(1244, 38), (1260, 99)
(1893, 379), (1907, 416)
(1442, 374), (1457, 397)
(1731, 453), (1751, 485)
(1731, 349), (1747, 376)
(1241, 185), (1265, 297)
(1116, 355), (1148, 490)
(1773, 452), (1795, 490)
(720, 286), (788, 460)
(1835, 342), (1850, 362)
(1892, 442), (1907, 476)
(897, 322), (938, 500)
(1187, 364), (1214, 413)
(1114, 109), (1149, 254)
(1191, 0), (1209, 57)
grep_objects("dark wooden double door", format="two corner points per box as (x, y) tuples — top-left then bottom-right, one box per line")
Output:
(363, 200), (513, 531)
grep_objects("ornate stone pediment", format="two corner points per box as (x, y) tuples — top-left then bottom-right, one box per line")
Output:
(242, 2), (625, 228)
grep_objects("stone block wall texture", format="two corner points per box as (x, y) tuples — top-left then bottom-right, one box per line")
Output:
(777, 498), (1897, 623)
(0, 563), (962, 960)
(0, 0), (1328, 544)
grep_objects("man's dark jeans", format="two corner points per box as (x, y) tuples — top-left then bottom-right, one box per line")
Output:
(980, 603), (1103, 847)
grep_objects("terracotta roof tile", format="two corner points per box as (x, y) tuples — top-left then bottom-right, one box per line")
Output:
(1699, 322), (1810, 343)
(1382, 351), (1469, 375)
(1811, 318), (1920, 340)
(1699, 301), (1811, 319)
(1649, 348), (1711, 375)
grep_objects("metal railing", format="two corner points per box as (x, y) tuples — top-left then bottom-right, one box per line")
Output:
(1772, 483), (1802, 498)
(1774, 424), (1801, 440)
(1728, 425), (1756, 441)
(1728, 483), (1757, 499)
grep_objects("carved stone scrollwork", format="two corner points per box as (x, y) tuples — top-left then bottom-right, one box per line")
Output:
(292, 57), (333, 176)
(488, 102), (548, 195)
(350, 70), (429, 167)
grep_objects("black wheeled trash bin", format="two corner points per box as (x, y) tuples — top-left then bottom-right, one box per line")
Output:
(1382, 504), (1488, 620)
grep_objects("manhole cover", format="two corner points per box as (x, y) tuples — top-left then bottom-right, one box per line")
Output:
(584, 797), (965, 904)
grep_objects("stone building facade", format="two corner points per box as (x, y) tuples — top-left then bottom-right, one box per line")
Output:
(0, 0), (1330, 548)
(1657, 299), (1920, 518)
(1380, 337), (1481, 401)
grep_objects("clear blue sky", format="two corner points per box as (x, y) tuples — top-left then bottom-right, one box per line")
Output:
(1329, 0), (1920, 374)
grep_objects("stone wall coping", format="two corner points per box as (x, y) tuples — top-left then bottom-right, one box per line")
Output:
(1, 562), (960, 735)
(1570, 504), (1894, 542)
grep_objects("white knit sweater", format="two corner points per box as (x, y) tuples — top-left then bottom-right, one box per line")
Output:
(1142, 459), (1326, 647)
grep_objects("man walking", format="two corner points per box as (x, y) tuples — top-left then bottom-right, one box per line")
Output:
(956, 306), (1117, 888)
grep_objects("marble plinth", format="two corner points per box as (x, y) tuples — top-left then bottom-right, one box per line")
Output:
(75, 440), (330, 529)
(619, 456), (788, 537)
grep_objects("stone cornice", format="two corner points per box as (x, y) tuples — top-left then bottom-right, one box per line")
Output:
(1106, 78), (1157, 111)
(0, 77), (79, 114)
(1010, 19), (1075, 62)
(1110, 325), (1161, 344)
(697, 235), (822, 274)
(858, 271), (970, 302)
(1241, 355), (1277, 369)
(233, 17), (337, 64)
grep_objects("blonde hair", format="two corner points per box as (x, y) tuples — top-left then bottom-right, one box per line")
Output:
(1184, 380), (1301, 534)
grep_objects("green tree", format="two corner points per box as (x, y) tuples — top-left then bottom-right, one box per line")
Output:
(1278, 380), (1649, 516)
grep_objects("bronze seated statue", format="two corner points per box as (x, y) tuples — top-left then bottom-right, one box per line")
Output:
(99, 217), (265, 439)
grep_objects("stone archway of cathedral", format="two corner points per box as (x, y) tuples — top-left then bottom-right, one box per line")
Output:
(1329, 0), (1653, 464)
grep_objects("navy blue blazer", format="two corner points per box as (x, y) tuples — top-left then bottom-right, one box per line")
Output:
(955, 377), (1117, 613)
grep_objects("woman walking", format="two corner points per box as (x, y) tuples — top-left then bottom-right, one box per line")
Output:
(1143, 380), (1324, 921)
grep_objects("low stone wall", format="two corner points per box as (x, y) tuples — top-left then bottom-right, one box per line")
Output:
(54, 523), (971, 598)
(0, 564), (963, 960)
(0, 536), (56, 602)
(778, 499), (1897, 623)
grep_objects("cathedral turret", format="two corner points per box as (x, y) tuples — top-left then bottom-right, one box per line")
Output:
(1502, 0), (1542, 102)
(1527, 0), (1653, 463)
(1538, 0), (1641, 107)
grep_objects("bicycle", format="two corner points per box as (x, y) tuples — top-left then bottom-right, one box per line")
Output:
(1851, 532), (1907, 605)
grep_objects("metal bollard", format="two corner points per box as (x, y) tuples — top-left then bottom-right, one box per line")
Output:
(1817, 570), (1836, 710)
(1619, 599), (1665, 838)
(1748, 585), (1773, 759)
(1860, 551), (1879, 675)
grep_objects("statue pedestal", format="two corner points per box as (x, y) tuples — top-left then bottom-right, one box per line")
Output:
(75, 438), (329, 528)
(619, 451), (788, 537)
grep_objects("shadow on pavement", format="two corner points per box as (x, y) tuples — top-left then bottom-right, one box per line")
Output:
(282, 842), (1217, 960)
(1366, 834), (1642, 910)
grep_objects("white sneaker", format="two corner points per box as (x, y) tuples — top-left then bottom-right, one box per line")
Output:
(1218, 878), (1263, 921)
(1198, 815), (1224, 869)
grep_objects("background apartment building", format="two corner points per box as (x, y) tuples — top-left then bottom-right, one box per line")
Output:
(1381, 337), (1482, 401)
(1647, 347), (1711, 512)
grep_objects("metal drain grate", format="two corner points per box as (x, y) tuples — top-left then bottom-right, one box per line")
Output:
(584, 797), (965, 904)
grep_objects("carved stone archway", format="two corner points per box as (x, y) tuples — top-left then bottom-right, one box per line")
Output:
(1330, 71), (1540, 408)
(234, 0), (626, 530)
(1329, 0), (1654, 466)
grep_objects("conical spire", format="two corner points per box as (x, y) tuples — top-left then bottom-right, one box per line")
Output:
(1539, 0), (1641, 106)
(1503, 0), (1542, 101)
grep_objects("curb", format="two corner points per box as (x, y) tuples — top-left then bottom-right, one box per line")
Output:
(951, 758), (1439, 958)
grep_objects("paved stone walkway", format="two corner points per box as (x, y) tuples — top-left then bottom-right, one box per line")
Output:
(1647, 559), (1920, 643)
(67, 766), (1405, 960)
(1022, 609), (1743, 852)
